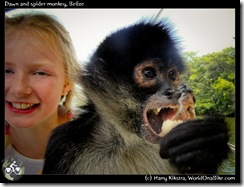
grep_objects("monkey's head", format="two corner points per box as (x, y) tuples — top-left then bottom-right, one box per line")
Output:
(81, 19), (185, 144)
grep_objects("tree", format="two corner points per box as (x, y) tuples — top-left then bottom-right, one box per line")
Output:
(181, 47), (235, 116)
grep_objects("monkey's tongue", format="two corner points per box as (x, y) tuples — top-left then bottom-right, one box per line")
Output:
(161, 108), (176, 121)
(147, 108), (176, 134)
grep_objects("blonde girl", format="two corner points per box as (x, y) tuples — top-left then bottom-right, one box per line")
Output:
(5, 12), (81, 174)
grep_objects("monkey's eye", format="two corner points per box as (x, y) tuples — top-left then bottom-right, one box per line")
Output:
(187, 106), (193, 112)
(143, 67), (157, 78)
(168, 69), (176, 80)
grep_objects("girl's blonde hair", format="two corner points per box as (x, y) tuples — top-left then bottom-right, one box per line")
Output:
(5, 12), (82, 117)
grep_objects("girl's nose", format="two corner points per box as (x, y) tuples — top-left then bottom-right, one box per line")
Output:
(10, 74), (32, 97)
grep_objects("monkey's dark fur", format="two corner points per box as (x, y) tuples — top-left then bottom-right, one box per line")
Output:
(43, 19), (230, 174)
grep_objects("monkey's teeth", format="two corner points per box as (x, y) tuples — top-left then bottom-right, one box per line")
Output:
(153, 108), (161, 115)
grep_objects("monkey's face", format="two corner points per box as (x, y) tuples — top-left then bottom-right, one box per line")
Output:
(133, 59), (182, 144)
(82, 21), (186, 144)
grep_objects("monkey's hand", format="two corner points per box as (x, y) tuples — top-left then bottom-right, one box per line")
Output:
(159, 117), (231, 174)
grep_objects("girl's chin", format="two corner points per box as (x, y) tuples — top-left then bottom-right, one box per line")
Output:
(6, 118), (37, 129)
(8, 123), (35, 129)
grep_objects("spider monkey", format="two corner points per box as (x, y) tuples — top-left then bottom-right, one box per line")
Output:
(42, 19), (230, 174)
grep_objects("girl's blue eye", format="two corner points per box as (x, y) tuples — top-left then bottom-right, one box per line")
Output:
(34, 71), (49, 76)
(5, 69), (14, 74)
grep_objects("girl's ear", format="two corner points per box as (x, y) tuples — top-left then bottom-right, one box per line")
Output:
(62, 82), (71, 96)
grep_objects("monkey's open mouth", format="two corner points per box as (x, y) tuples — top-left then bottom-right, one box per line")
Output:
(145, 106), (178, 136)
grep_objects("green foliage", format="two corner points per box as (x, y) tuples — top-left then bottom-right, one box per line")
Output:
(181, 47), (235, 116)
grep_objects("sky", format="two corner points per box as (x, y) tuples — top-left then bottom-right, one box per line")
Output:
(6, 8), (235, 63)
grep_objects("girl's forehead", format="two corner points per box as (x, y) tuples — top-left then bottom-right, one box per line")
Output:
(6, 28), (63, 62)
(6, 31), (66, 73)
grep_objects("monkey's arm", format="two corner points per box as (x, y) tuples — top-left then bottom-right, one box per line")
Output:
(42, 103), (98, 174)
(160, 117), (231, 174)
(42, 122), (78, 174)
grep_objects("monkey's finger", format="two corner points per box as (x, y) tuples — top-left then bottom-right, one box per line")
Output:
(160, 118), (229, 150)
(169, 149), (220, 174)
(160, 132), (229, 158)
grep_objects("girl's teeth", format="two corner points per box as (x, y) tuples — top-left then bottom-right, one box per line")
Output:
(12, 103), (34, 109)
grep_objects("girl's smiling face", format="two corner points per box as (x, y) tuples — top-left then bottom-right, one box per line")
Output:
(5, 29), (70, 128)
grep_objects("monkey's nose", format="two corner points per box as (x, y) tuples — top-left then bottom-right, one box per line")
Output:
(163, 89), (181, 99)
(163, 88), (174, 98)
